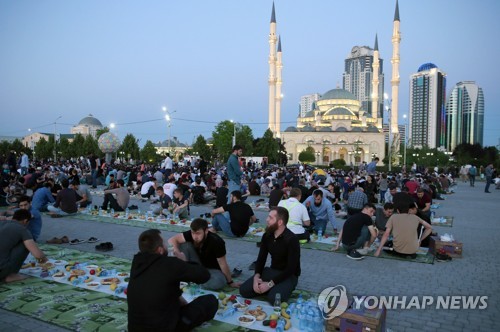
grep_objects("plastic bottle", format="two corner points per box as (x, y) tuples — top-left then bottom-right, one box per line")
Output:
(219, 307), (236, 318)
(299, 307), (307, 330)
(431, 211), (436, 220)
(273, 293), (282, 315)
(318, 230), (323, 241)
(98, 207), (102, 216)
(125, 208), (130, 218)
(276, 319), (286, 332)
(111, 208), (115, 215)
(313, 313), (323, 332)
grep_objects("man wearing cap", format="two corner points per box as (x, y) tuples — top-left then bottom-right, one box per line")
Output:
(226, 145), (243, 204)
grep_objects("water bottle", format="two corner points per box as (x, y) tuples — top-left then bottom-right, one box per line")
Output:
(431, 211), (436, 220)
(111, 208), (115, 215)
(125, 208), (129, 218)
(297, 294), (304, 311)
(98, 207), (102, 216)
(288, 303), (296, 315)
(219, 307), (236, 318)
(276, 319), (286, 332)
(138, 208), (141, 216)
(314, 313), (323, 332)
(299, 307), (307, 330)
(273, 293), (281, 315)
(318, 230), (323, 241)
(306, 310), (314, 331)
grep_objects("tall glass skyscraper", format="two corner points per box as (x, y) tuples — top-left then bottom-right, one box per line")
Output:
(445, 81), (484, 150)
(343, 45), (384, 119)
(409, 63), (447, 149)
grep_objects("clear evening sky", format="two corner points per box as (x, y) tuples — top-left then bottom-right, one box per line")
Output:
(1, 0), (499, 147)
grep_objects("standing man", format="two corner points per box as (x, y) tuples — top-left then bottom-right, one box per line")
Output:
(366, 157), (379, 175)
(210, 190), (256, 238)
(468, 165), (477, 187)
(226, 145), (243, 204)
(485, 163), (494, 193)
(163, 153), (173, 177)
(240, 207), (301, 304)
(19, 152), (29, 176)
(127, 229), (218, 331)
(168, 218), (240, 290)
(0, 209), (48, 283)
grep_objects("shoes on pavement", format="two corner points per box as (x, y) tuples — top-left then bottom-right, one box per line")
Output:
(248, 261), (256, 270)
(357, 248), (370, 255)
(87, 237), (99, 243)
(346, 249), (364, 260)
(231, 268), (242, 278)
(70, 239), (86, 245)
(95, 242), (114, 252)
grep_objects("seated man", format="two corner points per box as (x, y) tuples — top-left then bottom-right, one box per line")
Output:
(346, 186), (368, 216)
(412, 188), (431, 219)
(31, 182), (55, 212)
(172, 188), (189, 219)
(374, 203), (394, 232)
(384, 184), (398, 204)
(153, 186), (172, 215)
(0, 209), (48, 283)
(268, 184), (285, 208)
(168, 219), (240, 290)
(375, 203), (433, 259)
(240, 207), (300, 304)
(18, 196), (42, 242)
(140, 178), (157, 201)
(303, 189), (337, 234)
(47, 178), (78, 215)
(214, 181), (229, 208)
(127, 229), (218, 331)
(191, 177), (206, 205)
(71, 178), (93, 208)
(211, 190), (256, 237)
(278, 188), (311, 242)
(102, 179), (130, 212)
(334, 204), (377, 260)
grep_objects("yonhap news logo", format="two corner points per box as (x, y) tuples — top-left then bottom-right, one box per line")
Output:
(318, 285), (488, 320)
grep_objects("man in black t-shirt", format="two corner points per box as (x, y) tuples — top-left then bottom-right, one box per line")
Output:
(334, 203), (378, 260)
(168, 219), (240, 290)
(268, 184), (285, 208)
(172, 188), (189, 219)
(210, 190), (256, 237)
(215, 181), (229, 208)
(152, 187), (172, 215)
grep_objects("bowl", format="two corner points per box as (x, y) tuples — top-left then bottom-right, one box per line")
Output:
(233, 303), (249, 312)
(238, 315), (256, 327)
(87, 282), (100, 290)
(86, 265), (99, 270)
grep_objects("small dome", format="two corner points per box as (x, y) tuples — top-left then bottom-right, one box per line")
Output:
(320, 89), (357, 101)
(78, 114), (103, 127)
(418, 63), (438, 72)
(335, 127), (348, 132)
(367, 126), (380, 132)
(303, 110), (315, 118)
(301, 125), (315, 132)
(319, 127), (332, 132)
(325, 107), (353, 116)
(351, 127), (363, 132)
(285, 126), (298, 132)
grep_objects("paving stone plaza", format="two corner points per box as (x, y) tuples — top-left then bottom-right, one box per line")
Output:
(1, 181), (499, 331)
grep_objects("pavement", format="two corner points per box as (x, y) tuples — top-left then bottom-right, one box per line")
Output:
(1, 182), (500, 331)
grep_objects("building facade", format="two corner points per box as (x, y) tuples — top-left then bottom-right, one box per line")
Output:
(445, 81), (484, 150)
(343, 45), (384, 119)
(282, 88), (385, 165)
(299, 93), (321, 117)
(71, 114), (103, 138)
(409, 63), (446, 149)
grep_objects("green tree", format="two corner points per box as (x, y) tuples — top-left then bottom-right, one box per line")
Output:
(298, 146), (315, 163)
(120, 133), (140, 160)
(140, 140), (159, 162)
(59, 137), (72, 159)
(192, 135), (212, 161)
(255, 129), (279, 163)
(83, 135), (100, 156)
(212, 120), (254, 160)
(34, 137), (53, 160)
(71, 134), (86, 158)
(330, 158), (346, 169)
(96, 127), (110, 139)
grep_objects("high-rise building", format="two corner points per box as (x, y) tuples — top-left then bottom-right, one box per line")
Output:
(343, 45), (384, 118)
(299, 93), (321, 117)
(383, 124), (406, 144)
(409, 63), (446, 149)
(445, 81), (484, 150)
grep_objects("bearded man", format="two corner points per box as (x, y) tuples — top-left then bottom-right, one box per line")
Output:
(239, 207), (301, 304)
(167, 218), (240, 290)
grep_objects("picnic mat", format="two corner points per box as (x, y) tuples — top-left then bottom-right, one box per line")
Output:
(60, 212), (435, 264)
(0, 244), (318, 332)
(431, 216), (454, 227)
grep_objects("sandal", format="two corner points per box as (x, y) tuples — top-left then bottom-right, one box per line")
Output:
(95, 242), (114, 252)
(87, 237), (99, 243)
(46, 237), (63, 244)
(70, 239), (86, 245)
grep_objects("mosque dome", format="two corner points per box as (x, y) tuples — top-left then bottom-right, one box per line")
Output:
(319, 89), (357, 101)
(284, 126), (298, 132)
(78, 114), (103, 127)
(417, 63), (438, 72)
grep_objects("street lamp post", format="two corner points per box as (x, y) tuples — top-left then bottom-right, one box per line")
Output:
(403, 114), (408, 169)
(384, 93), (392, 172)
(162, 107), (176, 153)
(53, 115), (62, 161)
(315, 151), (321, 166)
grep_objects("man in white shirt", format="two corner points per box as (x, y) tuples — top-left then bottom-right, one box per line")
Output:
(141, 179), (157, 201)
(163, 153), (173, 177)
(163, 177), (177, 200)
(278, 188), (311, 242)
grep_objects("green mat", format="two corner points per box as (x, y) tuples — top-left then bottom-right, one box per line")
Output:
(431, 216), (454, 227)
(57, 213), (435, 264)
(0, 245), (315, 332)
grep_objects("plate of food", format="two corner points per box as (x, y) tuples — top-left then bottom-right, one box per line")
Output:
(38, 262), (55, 270)
(87, 282), (100, 290)
(101, 277), (121, 285)
(52, 271), (66, 280)
(117, 272), (129, 278)
(21, 262), (35, 269)
(53, 260), (67, 266)
(233, 302), (249, 312)
(85, 265), (99, 270)
(70, 269), (86, 276)
(245, 306), (267, 321)
(238, 315), (256, 327)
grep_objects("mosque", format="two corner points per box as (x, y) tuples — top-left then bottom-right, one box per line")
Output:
(268, 1), (402, 166)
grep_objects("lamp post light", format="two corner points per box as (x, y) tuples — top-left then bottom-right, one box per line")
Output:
(230, 120), (236, 147)
(403, 114), (408, 169)
(384, 93), (392, 172)
(53, 115), (62, 161)
(162, 107), (176, 153)
(315, 151), (321, 165)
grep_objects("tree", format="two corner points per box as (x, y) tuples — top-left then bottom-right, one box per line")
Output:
(120, 134), (140, 160)
(59, 138), (72, 160)
(192, 135), (212, 161)
(212, 120), (254, 160)
(330, 158), (346, 169)
(83, 135), (100, 156)
(298, 146), (315, 163)
(140, 140), (159, 162)
(255, 129), (279, 163)
(34, 137), (53, 160)
(70, 134), (86, 158)
(96, 127), (110, 139)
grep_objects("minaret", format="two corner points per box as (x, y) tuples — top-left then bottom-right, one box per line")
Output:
(268, 2), (277, 135)
(275, 35), (283, 137)
(390, 0), (401, 162)
(371, 33), (380, 127)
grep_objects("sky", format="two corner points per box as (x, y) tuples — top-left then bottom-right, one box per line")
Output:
(1, 0), (499, 147)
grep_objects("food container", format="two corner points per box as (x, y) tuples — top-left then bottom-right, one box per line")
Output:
(233, 303), (249, 312)
(238, 315), (256, 327)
